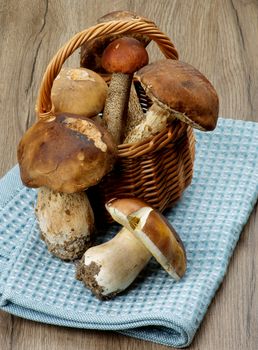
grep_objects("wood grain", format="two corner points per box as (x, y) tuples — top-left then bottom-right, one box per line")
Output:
(0, 0), (257, 349)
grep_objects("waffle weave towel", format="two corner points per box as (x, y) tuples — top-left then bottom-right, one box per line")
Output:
(0, 118), (257, 348)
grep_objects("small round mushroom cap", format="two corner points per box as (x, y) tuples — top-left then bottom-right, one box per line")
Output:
(80, 10), (152, 72)
(98, 10), (154, 26)
(51, 68), (108, 117)
(135, 59), (219, 131)
(105, 198), (187, 279)
(101, 37), (149, 75)
(18, 113), (117, 193)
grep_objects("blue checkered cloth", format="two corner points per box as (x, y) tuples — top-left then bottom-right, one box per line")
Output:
(0, 118), (257, 348)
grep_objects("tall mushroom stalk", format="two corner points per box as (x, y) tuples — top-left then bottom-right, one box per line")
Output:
(77, 198), (186, 299)
(17, 114), (116, 260)
(124, 83), (146, 137)
(101, 37), (149, 144)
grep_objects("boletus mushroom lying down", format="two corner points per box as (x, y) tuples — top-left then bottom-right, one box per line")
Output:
(76, 198), (186, 299)
(124, 59), (219, 143)
(17, 114), (116, 260)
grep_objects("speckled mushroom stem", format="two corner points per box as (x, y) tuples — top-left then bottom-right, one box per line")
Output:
(36, 187), (95, 260)
(102, 72), (132, 144)
(124, 102), (176, 143)
(76, 227), (151, 299)
(124, 83), (145, 139)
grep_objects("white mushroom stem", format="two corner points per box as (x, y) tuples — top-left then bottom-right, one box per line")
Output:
(123, 102), (176, 144)
(36, 187), (94, 260)
(77, 227), (151, 299)
(124, 83), (146, 138)
(103, 72), (132, 144)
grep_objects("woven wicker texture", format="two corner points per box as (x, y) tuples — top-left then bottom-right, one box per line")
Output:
(90, 121), (195, 222)
(1, 118), (257, 348)
(35, 19), (194, 217)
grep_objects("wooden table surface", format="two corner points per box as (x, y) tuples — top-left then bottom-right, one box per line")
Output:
(0, 0), (257, 349)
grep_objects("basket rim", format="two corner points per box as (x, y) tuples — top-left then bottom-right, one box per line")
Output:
(117, 121), (190, 158)
(36, 18), (178, 119)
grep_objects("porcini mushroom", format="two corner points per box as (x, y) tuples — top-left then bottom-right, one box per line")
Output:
(77, 198), (186, 299)
(17, 114), (116, 260)
(124, 59), (219, 143)
(51, 67), (107, 117)
(106, 198), (187, 279)
(80, 10), (152, 140)
(101, 37), (149, 144)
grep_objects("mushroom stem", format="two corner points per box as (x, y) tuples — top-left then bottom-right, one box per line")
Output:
(124, 102), (176, 144)
(123, 83), (146, 139)
(76, 227), (151, 299)
(102, 72), (132, 144)
(36, 187), (94, 260)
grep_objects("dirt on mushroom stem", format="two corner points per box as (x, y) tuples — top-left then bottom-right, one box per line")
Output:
(76, 227), (151, 298)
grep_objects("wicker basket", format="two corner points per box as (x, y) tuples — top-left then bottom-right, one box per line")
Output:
(36, 19), (195, 222)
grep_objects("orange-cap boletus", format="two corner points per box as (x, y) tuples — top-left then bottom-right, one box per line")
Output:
(80, 10), (153, 72)
(80, 11), (154, 142)
(101, 37), (149, 144)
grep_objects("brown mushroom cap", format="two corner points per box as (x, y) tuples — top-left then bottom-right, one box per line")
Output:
(105, 197), (187, 279)
(135, 59), (219, 131)
(101, 37), (149, 74)
(18, 114), (117, 193)
(80, 10), (153, 72)
(51, 68), (108, 117)
(98, 10), (154, 26)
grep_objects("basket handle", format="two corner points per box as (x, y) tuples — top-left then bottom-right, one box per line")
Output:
(37, 19), (178, 119)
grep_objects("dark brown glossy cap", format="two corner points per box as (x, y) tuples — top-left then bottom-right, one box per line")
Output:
(80, 10), (153, 72)
(17, 114), (117, 193)
(101, 37), (149, 74)
(135, 59), (219, 131)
